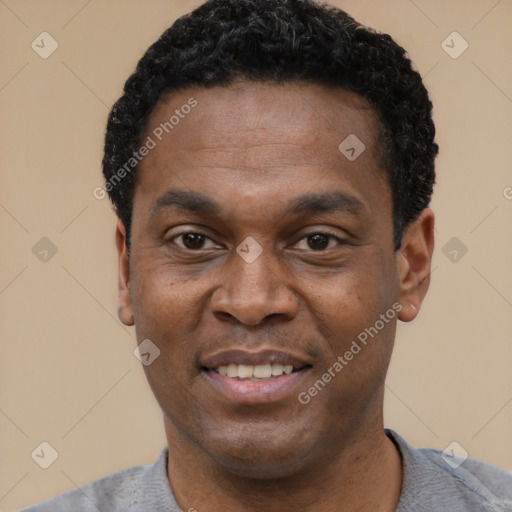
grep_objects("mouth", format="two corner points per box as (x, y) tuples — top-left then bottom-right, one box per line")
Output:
(200, 350), (312, 404)
(206, 363), (306, 381)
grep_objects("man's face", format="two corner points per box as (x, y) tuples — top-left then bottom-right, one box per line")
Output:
(120, 82), (403, 477)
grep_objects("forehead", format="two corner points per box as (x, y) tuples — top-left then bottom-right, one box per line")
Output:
(144, 81), (380, 155)
(134, 81), (390, 220)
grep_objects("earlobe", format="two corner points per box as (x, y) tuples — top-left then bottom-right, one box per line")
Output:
(115, 219), (135, 327)
(396, 208), (435, 323)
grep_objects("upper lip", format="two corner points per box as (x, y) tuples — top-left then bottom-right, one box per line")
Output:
(201, 349), (312, 370)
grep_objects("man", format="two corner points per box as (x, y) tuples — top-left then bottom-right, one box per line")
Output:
(24, 0), (512, 510)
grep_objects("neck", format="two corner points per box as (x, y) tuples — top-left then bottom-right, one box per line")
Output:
(164, 418), (403, 512)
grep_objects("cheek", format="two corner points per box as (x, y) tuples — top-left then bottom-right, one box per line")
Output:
(129, 262), (204, 415)
(303, 254), (398, 372)
(306, 270), (398, 410)
(306, 266), (381, 333)
(130, 258), (200, 342)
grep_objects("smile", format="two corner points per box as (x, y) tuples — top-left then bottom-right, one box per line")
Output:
(200, 350), (312, 404)
(213, 363), (296, 380)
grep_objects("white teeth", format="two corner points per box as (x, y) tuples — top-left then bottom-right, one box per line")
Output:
(214, 363), (298, 380)
(218, 366), (228, 376)
(226, 363), (238, 378)
(283, 365), (293, 375)
(271, 363), (284, 376)
(238, 364), (253, 379)
(253, 364), (272, 378)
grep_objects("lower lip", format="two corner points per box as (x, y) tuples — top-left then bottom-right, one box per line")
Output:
(202, 369), (309, 404)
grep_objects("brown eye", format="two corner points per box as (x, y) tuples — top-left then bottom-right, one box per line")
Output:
(180, 233), (207, 250)
(307, 234), (330, 250)
(169, 231), (220, 251)
(166, 228), (225, 254)
(294, 232), (347, 252)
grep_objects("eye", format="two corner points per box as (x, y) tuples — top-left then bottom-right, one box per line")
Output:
(295, 233), (346, 251)
(169, 231), (220, 250)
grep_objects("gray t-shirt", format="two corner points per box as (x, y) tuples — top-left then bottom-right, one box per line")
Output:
(22, 429), (512, 511)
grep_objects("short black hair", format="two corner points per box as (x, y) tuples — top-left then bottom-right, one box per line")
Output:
(102, 0), (438, 250)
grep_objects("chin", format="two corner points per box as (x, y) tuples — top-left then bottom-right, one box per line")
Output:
(199, 425), (318, 480)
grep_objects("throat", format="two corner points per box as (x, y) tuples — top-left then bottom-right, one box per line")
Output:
(165, 423), (403, 512)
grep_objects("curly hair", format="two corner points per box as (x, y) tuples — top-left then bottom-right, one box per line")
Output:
(102, 0), (438, 251)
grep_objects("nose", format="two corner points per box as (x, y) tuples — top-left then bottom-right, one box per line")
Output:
(210, 244), (299, 326)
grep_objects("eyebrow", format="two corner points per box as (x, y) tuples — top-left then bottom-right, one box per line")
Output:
(150, 189), (365, 219)
(151, 189), (220, 218)
(288, 191), (365, 217)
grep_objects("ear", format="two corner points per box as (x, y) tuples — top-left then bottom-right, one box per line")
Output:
(396, 208), (435, 322)
(115, 219), (134, 326)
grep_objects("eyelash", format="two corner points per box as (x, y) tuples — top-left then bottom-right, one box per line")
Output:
(167, 230), (347, 251)
(294, 233), (347, 250)
(169, 230), (220, 250)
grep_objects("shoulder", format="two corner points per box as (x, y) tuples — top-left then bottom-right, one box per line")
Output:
(21, 448), (173, 512)
(386, 430), (512, 512)
(420, 445), (512, 503)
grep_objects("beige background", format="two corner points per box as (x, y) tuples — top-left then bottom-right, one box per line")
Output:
(1, 0), (511, 510)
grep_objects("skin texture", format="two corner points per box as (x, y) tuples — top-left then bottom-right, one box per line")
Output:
(115, 81), (434, 511)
